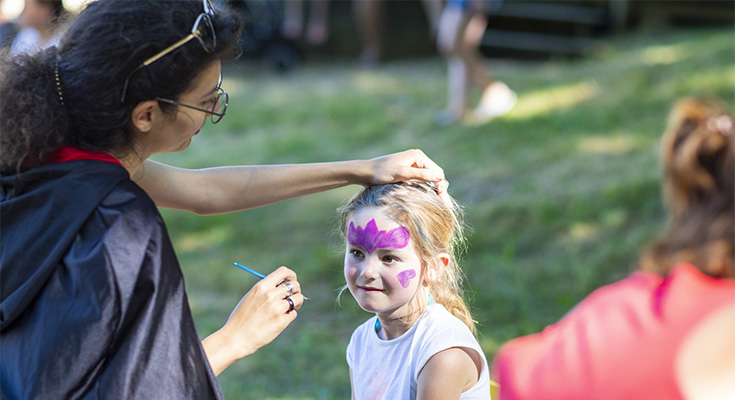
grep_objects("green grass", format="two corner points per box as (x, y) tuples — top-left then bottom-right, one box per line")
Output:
(151, 26), (735, 399)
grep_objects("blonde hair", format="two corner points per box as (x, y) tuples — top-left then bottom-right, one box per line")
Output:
(337, 181), (476, 333)
(640, 96), (734, 278)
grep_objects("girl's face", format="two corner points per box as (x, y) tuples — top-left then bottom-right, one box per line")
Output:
(147, 60), (222, 154)
(344, 207), (424, 319)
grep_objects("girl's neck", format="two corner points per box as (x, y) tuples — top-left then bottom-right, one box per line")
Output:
(376, 292), (433, 340)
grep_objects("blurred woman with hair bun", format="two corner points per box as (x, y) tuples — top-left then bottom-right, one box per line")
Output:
(493, 96), (734, 400)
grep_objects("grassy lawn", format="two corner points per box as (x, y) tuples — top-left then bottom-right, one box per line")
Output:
(151, 25), (734, 399)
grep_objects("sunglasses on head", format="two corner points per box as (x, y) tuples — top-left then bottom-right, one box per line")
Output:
(119, 0), (227, 123)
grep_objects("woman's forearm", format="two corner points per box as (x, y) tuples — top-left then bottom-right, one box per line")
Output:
(202, 329), (240, 376)
(135, 159), (371, 214)
(134, 149), (444, 215)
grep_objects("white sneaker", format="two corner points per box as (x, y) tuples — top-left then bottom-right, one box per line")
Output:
(473, 82), (517, 122)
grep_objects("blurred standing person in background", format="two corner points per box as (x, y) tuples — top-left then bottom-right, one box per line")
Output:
(435, 0), (516, 125)
(0, 0), (20, 49)
(8, 0), (66, 55)
(0, 0), (446, 398)
(493, 96), (735, 400)
(353, 0), (443, 67)
(281, 0), (330, 46)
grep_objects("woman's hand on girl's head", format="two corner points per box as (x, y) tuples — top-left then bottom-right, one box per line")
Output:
(367, 149), (446, 191)
(202, 266), (303, 375)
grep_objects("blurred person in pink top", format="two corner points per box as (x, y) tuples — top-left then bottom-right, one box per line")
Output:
(493, 96), (735, 400)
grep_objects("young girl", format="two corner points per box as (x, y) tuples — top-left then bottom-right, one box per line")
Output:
(338, 181), (492, 399)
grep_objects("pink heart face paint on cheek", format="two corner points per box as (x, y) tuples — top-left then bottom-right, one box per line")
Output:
(396, 269), (416, 288)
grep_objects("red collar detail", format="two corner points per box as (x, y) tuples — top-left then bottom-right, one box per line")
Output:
(50, 146), (122, 166)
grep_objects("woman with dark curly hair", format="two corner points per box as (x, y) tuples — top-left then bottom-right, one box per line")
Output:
(0, 0), (446, 398)
(493, 96), (735, 400)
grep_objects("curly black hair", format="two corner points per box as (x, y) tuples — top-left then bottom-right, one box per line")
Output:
(0, 0), (242, 172)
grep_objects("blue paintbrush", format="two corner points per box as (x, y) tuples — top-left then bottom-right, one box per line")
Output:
(234, 262), (311, 301)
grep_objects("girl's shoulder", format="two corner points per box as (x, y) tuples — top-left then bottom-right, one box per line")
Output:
(416, 305), (492, 399)
(419, 304), (471, 333)
(415, 304), (483, 353)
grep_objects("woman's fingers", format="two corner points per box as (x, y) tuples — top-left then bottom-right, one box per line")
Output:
(253, 266), (305, 314)
(262, 265), (298, 287)
(282, 293), (304, 314)
(277, 278), (302, 299)
(369, 149), (445, 184)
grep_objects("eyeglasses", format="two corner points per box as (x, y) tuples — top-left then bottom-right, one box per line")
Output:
(156, 75), (229, 124)
(119, 0), (218, 104)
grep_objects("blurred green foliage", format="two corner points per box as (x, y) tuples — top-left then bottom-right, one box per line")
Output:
(151, 26), (735, 399)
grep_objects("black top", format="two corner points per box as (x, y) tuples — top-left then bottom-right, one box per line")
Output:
(0, 160), (223, 399)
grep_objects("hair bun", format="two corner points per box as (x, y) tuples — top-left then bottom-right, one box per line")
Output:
(662, 97), (733, 214)
(641, 96), (734, 278)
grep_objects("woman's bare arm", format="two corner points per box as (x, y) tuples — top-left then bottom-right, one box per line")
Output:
(134, 149), (445, 215)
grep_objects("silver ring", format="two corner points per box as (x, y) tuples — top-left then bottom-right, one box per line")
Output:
(279, 280), (295, 297)
(286, 297), (295, 313)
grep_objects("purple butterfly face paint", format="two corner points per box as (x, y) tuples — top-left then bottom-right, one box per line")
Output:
(348, 218), (409, 254)
(348, 219), (417, 289)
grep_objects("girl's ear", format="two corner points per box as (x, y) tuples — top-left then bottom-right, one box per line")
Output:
(425, 253), (451, 284)
(130, 100), (160, 133)
(439, 253), (451, 268)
